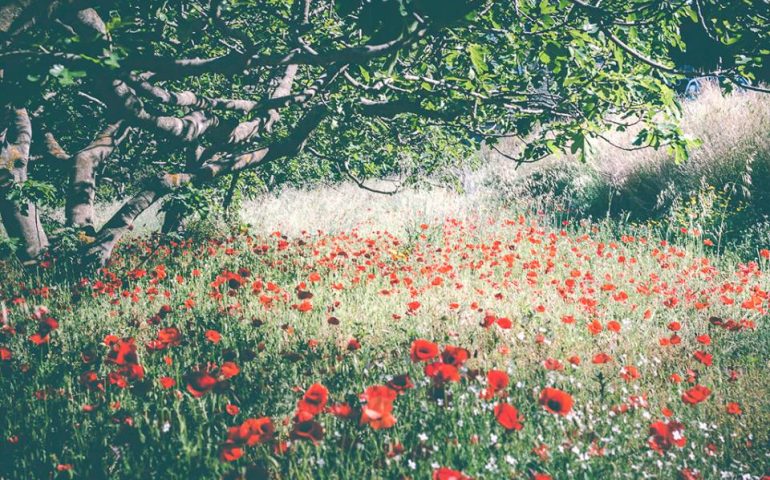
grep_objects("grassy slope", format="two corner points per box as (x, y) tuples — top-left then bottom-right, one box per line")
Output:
(1, 204), (769, 479)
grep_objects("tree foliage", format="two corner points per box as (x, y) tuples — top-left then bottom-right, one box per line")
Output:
(0, 0), (768, 267)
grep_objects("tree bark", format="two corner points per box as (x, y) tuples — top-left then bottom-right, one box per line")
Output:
(160, 202), (187, 235)
(65, 120), (126, 229)
(87, 172), (191, 265)
(0, 107), (49, 264)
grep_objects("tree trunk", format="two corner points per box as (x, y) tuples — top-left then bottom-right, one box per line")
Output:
(160, 146), (199, 236)
(0, 198), (48, 263)
(0, 107), (49, 264)
(161, 203), (187, 235)
(65, 121), (126, 230)
(87, 173), (191, 265)
(222, 172), (240, 212)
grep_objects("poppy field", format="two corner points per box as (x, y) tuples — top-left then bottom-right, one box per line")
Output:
(1, 216), (769, 479)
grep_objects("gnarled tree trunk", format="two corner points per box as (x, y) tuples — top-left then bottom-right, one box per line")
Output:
(160, 65), (299, 235)
(0, 107), (48, 264)
(65, 120), (127, 230)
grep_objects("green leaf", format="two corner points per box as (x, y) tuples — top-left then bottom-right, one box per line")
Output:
(358, 65), (370, 83)
(49, 65), (87, 86)
(467, 43), (488, 75)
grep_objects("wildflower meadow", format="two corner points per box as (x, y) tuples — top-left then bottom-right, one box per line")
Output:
(2, 0), (770, 478)
(1, 215), (769, 478)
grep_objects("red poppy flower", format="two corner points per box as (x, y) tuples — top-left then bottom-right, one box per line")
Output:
(425, 362), (460, 384)
(543, 358), (563, 371)
(668, 321), (681, 331)
(296, 300), (313, 312)
(29, 333), (49, 345)
(107, 338), (138, 366)
(185, 370), (218, 397)
(693, 350), (712, 366)
(227, 417), (274, 446)
(205, 329), (221, 343)
(696, 334), (711, 345)
(592, 353), (612, 364)
(406, 301), (421, 311)
(494, 402), (523, 431)
(329, 403), (354, 419)
(648, 420), (686, 454)
(347, 338), (361, 351)
(157, 327), (182, 347)
(298, 383), (328, 416)
(620, 365), (640, 382)
(726, 402), (742, 415)
(487, 370), (509, 392)
(39, 316), (58, 332)
(159, 376), (175, 389)
(360, 385), (397, 430)
(79, 370), (104, 391)
(410, 339), (439, 362)
(219, 444), (243, 462)
(290, 420), (324, 443)
(682, 385), (711, 405)
(433, 467), (472, 480)
(220, 361), (240, 379)
(539, 387), (574, 416)
(587, 319), (602, 335)
(441, 345), (469, 367)
(387, 374), (414, 393)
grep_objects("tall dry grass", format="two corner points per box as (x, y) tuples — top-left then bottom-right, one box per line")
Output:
(479, 85), (770, 229)
(237, 181), (499, 237)
(459, 84), (770, 254)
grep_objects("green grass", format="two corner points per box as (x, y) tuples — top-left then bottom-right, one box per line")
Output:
(0, 214), (769, 479)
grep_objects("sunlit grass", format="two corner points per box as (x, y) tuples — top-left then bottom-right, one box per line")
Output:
(1, 209), (768, 479)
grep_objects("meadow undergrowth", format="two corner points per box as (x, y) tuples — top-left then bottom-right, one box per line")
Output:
(1, 211), (769, 479)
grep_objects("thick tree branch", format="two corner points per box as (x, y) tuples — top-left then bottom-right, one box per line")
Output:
(90, 103), (329, 265)
(112, 80), (219, 142)
(128, 26), (426, 81)
(43, 131), (70, 160)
